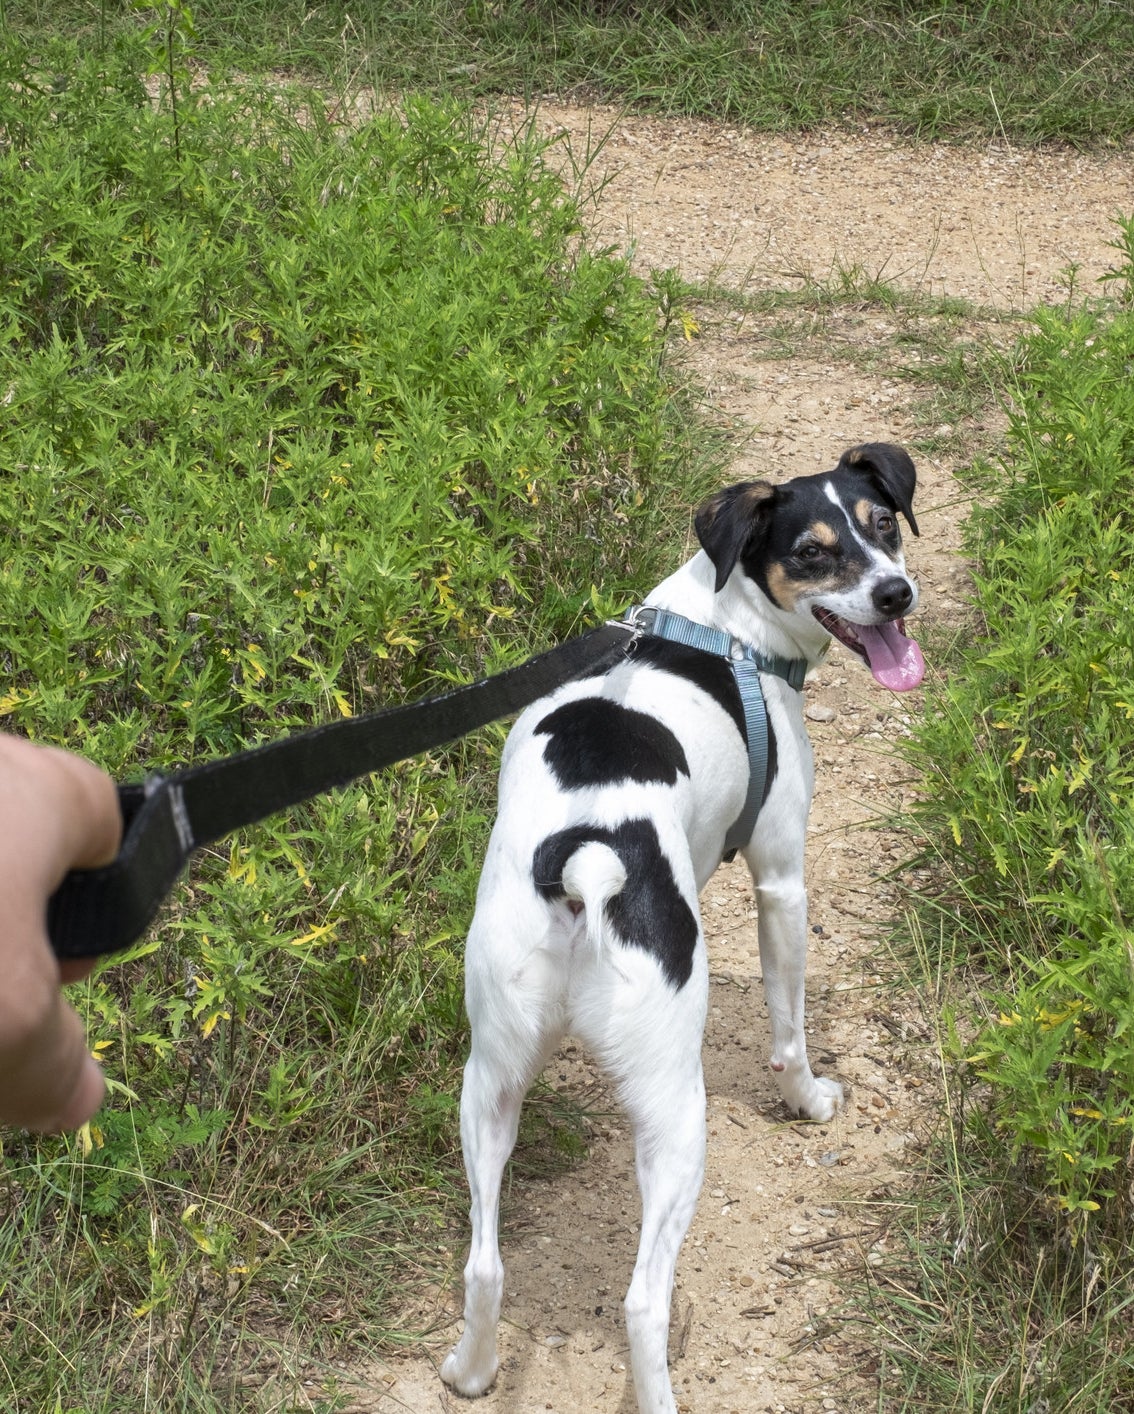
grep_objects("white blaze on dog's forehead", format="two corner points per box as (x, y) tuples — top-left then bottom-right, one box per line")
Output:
(821, 478), (865, 530)
(823, 478), (874, 522)
(822, 478), (901, 565)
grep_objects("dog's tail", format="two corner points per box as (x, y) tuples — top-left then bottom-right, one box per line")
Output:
(560, 841), (627, 959)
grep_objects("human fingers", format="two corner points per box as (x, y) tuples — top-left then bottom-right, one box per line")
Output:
(0, 737), (119, 1129)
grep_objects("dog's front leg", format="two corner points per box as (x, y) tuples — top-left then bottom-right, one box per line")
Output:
(748, 868), (843, 1122)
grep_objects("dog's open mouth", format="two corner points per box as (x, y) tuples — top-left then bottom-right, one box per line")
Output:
(812, 608), (925, 692)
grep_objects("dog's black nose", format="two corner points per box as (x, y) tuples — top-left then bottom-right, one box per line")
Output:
(872, 576), (913, 618)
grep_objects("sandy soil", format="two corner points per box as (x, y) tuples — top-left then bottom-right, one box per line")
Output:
(343, 110), (1134, 1414)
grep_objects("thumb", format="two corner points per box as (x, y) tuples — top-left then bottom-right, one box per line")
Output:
(2, 984), (106, 1133)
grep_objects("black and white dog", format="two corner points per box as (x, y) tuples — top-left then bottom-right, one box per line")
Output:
(440, 444), (924, 1413)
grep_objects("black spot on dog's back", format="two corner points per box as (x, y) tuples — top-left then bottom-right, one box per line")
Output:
(630, 634), (778, 814)
(535, 699), (689, 790)
(533, 818), (698, 989)
(630, 635), (746, 737)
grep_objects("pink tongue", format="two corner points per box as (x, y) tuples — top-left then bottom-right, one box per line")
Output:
(855, 621), (925, 691)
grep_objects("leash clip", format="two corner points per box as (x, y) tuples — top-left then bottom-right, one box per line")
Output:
(620, 604), (657, 632)
(606, 606), (653, 654)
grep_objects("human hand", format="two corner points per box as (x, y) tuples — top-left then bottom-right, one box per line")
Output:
(0, 736), (122, 1131)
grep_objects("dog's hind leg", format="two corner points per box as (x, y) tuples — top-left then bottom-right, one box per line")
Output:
(622, 1072), (705, 1414)
(587, 929), (708, 1413)
(442, 902), (564, 1397)
(439, 1046), (531, 1396)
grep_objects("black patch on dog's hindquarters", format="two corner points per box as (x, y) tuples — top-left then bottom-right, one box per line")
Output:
(535, 699), (689, 790)
(532, 818), (698, 989)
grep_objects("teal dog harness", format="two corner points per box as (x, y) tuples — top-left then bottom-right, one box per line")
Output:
(624, 605), (808, 855)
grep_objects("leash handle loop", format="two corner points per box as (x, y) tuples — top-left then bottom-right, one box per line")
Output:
(47, 780), (185, 961)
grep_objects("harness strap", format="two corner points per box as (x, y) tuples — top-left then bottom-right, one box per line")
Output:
(624, 605), (808, 855)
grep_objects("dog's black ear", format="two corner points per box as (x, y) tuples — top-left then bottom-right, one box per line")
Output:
(694, 481), (777, 593)
(838, 443), (919, 536)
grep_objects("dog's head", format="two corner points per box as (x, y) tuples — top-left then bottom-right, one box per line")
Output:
(694, 443), (925, 691)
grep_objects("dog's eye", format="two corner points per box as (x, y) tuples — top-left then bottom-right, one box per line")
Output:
(876, 513), (895, 534)
(797, 543), (828, 562)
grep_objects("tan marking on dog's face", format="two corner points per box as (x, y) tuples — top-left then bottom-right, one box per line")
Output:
(764, 508), (878, 612)
(853, 496), (902, 555)
(764, 561), (802, 612)
(765, 557), (860, 611)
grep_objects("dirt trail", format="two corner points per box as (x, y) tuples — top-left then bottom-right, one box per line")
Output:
(352, 111), (1134, 1413)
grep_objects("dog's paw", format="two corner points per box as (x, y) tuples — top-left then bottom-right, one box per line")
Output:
(803, 1075), (844, 1123)
(440, 1342), (498, 1398)
(775, 1069), (844, 1123)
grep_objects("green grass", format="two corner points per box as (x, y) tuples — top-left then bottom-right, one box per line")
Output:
(907, 287), (1134, 1226)
(4, 0), (1134, 143)
(0, 32), (722, 1409)
(854, 228), (1134, 1411)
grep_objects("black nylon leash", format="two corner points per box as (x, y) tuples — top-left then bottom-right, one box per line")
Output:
(47, 623), (633, 961)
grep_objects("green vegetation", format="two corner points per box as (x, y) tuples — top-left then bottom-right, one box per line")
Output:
(5, 0), (1134, 143)
(0, 29), (717, 1408)
(3, 0), (1134, 1409)
(860, 229), (1134, 1409)
(918, 285), (1134, 1226)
